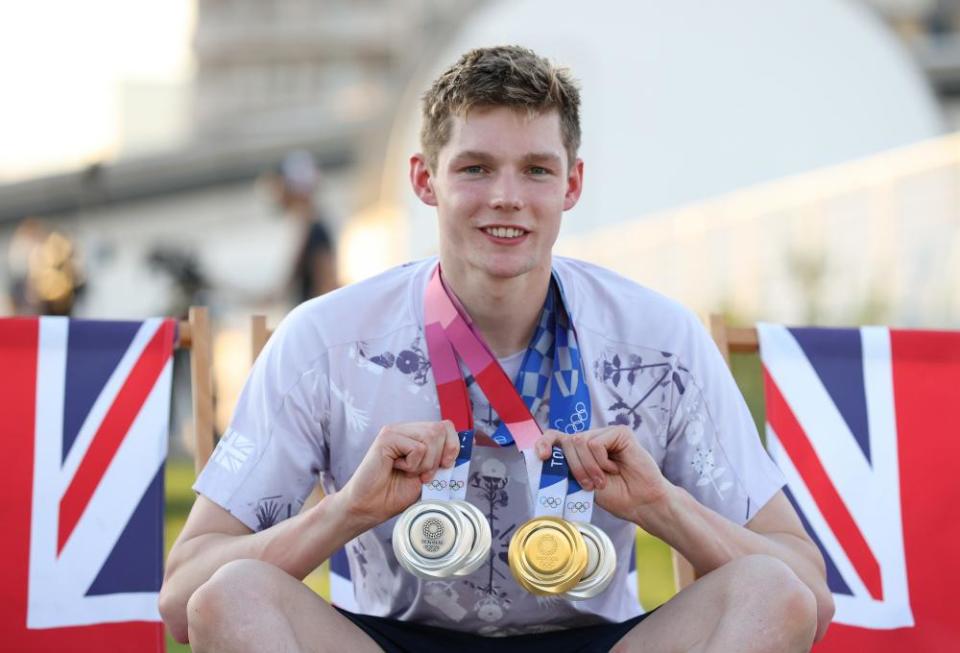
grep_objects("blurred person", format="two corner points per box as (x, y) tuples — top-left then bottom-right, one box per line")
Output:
(6, 217), (85, 316)
(148, 245), (216, 458)
(161, 46), (832, 652)
(267, 150), (339, 304)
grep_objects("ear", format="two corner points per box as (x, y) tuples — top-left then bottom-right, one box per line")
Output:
(562, 158), (584, 211)
(409, 153), (438, 207)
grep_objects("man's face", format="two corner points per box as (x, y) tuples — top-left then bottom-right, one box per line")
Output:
(412, 106), (583, 283)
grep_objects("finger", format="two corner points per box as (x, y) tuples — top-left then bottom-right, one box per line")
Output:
(587, 433), (620, 475)
(385, 422), (446, 472)
(535, 430), (562, 460)
(384, 433), (426, 473)
(440, 420), (460, 468)
(571, 433), (607, 489)
(558, 438), (593, 491)
(423, 422), (456, 472)
(592, 426), (634, 472)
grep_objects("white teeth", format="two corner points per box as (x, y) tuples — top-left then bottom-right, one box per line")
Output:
(484, 227), (525, 239)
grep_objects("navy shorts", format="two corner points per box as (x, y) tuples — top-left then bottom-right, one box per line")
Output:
(334, 607), (654, 653)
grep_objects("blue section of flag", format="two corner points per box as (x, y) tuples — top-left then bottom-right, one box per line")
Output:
(330, 547), (351, 580)
(783, 485), (852, 597)
(790, 327), (871, 464)
(86, 464), (164, 596)
(63, 320), (141, 463)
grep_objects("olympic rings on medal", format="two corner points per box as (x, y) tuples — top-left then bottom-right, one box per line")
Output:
(539, 495), (563, 509)
(565, 500), (591, 513)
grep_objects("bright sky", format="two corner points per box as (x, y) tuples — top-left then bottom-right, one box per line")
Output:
(0, 0), (194, 182)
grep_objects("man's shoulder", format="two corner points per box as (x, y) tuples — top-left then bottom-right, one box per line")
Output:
(554, 256), (701, 351)
(274, 258), (433, 353)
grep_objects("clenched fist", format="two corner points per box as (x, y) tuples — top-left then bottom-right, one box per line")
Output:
(338, 421), (460, 529)
(535, 425), (672, 528)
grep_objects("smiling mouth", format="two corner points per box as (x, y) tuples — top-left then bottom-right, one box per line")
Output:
(482, 226), (528, 239)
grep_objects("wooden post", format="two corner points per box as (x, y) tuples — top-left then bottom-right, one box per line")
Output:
(251, 314), (269, 362)
(188, 306), (214, 474)
(710, 313), (731, 364)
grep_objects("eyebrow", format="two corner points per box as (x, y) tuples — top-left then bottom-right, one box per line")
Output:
(522, 152), (563, 166)
(447, 150), (495, 165)
(447, 151), (563, 166)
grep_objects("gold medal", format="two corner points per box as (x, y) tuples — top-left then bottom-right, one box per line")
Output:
(508, 516), (588, 595)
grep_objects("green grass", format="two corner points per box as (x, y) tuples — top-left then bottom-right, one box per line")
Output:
(161, 359), (761, 647)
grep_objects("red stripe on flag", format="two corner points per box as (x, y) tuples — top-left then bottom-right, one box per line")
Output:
(0, 318), (40, 640)
(813, 329), (960, 650)
(763, 366), (883, 600)
(57, 320), (174, 554)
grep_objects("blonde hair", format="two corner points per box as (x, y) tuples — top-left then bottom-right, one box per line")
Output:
(420, 45), (581, 171)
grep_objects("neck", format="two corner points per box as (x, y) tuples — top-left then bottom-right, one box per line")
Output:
(440, 261), (551, 359)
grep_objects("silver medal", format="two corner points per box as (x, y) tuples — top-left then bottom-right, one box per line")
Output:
(450, 500), (491, 577)
(562, 521), (617, 600)
(392, 501), (474, 579)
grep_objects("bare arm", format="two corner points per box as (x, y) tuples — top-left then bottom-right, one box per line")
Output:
(159, 491), (369, 643)
(642, 487), (835, 642)
(537, 426), (835, 642)
(159, 421), (459, 644)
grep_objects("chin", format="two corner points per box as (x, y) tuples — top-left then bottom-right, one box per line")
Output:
(476, 258), (541, 280)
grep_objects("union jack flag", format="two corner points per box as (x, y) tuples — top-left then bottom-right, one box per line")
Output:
(0, 317), (175, 652)
(758, 324), (960, 650)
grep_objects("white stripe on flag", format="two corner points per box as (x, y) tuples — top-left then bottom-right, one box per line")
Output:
(757, 324), (874, 523)
(28, 319), (169, 629)
(766, 427), (872, 602)
(58, 319), (163, 493)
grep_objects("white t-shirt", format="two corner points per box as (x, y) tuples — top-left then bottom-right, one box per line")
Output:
(195, 257), (785, 635)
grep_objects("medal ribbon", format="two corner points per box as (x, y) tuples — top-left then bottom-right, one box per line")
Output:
(420, 299), (473, 503)
(423, 264), (595, 523)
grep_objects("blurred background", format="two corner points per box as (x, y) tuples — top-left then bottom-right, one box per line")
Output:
(2, 1), (958, 646)
(3, 0), (959, 486)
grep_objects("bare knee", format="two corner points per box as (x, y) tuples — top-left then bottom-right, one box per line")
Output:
(187, 559), (284, 651)
(724, 555), (818, 651)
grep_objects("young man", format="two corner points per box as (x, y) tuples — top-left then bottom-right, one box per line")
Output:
(160, 46), (833, 652)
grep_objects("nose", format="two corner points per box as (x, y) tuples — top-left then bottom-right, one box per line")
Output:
(488, 174), (524, 212)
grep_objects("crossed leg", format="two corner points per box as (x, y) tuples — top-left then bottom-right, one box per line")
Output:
(186, 554), (818, 653)
(186, 559), (380, 653)
(612, 554), (819, 653)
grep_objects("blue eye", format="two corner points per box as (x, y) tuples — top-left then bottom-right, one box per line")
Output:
(463, 165), (485, 174)
(529, 166), (549, 175)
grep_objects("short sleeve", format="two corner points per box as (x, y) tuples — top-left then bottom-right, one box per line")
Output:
(193, 309), (330, 532)
(661, 315), (784, 525)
